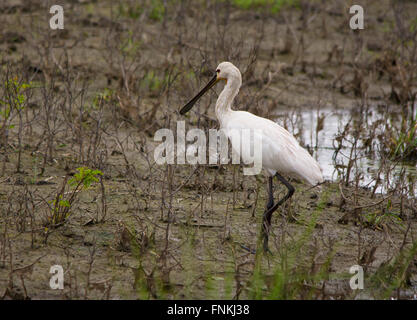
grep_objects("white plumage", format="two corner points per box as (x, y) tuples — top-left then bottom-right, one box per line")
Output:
(221, 110), (324, 185)
(180, 61), (324, 251)
(213, 62), (323, 185)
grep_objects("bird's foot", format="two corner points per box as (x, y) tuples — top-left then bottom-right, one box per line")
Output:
(262, 244), (273, 256)
(262, 236), (274, 256)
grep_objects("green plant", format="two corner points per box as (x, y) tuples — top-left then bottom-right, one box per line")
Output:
(117, 0), (165, 22)
(0, 77), (32, 130)
(364, 203), (404, 230)
(231, 0), (300, 13)
(149, 0), (165, 22)
(369, 240), (417, 299)
(119, 31), (142, 58)
(386, 111), (417, 161)
(69, 166), (103, 188)
(249, 191), (337, 299)
(45, 167), (103, 229)
(117, 2), (143, 19)
(92, 88), (113, 110)
(141, 70), (163, 93)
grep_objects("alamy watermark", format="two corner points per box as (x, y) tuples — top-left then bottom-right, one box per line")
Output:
(47, 4), (363, 33)
(349, 5), (364, 30)
(49, 5), (64, 30)
(349, 265), (364, 290)
(153, 121), (263, 175)
(49, 265), (64, 289)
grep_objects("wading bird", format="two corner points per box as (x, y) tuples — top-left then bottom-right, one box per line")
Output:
(180, 62), (324, 251)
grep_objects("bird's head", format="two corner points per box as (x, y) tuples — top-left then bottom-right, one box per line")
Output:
(179, 61), (241, 115)
(215, 61), (241, 84)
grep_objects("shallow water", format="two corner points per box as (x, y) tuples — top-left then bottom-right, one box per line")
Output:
(275, 106), (417, 196)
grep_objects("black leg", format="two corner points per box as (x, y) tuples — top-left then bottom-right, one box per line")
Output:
(262, 173), (295, 252)
(266, 176), (274, 210)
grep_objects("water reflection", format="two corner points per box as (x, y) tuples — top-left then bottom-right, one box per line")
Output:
(275, 107), (417, 197)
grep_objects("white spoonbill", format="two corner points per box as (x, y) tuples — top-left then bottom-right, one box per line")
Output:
(180, 62), (324, 251)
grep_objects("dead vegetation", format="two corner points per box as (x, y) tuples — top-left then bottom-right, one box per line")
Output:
(0, 0), (416, 299)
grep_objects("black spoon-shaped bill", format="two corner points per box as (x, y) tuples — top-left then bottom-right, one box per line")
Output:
(179, 74), (218, 115)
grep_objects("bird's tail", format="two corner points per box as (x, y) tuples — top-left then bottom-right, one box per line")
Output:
(292, 148), (324, 186)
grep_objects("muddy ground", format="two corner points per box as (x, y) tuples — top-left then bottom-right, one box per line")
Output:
(0, 0), (416, 299)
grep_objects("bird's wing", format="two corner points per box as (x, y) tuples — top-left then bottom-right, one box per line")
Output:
(223, 111), (324, 185)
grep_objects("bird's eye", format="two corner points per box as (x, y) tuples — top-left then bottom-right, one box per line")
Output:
(216, 69), (220, 73)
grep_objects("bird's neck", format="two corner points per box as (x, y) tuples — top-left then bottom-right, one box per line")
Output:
(215, 77), (240, 124)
